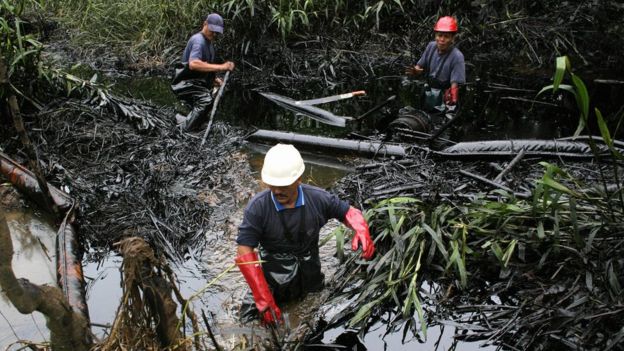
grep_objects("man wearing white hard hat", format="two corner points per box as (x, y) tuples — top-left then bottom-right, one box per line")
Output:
(235, 144), (375, 325)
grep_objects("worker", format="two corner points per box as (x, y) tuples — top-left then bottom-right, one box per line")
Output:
(235, 144), (375, 324)
(405, 16), (465, 112)
(171, 13), (235, 131)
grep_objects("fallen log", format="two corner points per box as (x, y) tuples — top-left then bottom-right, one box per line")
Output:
(57, 209), (91, 322)
(0, 209), (92, 351)
(248, 129), (406, 158)
(0, 152), (90, 329)
(0, 152), (73, 211)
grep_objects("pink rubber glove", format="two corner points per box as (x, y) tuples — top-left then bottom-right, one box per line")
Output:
(343, 207), (375, 259)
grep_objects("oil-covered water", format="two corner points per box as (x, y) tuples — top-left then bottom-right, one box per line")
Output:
(0, 70), (588, 349)
(0, 208), (57, 349)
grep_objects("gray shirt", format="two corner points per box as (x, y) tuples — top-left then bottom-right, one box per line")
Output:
(417, 41), (466, 86)
(236, 184), (350, 253)
(180, 32), (216, 83)
(182, 32), (216, 64)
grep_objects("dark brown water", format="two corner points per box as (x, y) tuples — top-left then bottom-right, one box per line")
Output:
(0, 208), (56, 348)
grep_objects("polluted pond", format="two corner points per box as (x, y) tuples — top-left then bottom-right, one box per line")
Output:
(2, 58), (624, 351)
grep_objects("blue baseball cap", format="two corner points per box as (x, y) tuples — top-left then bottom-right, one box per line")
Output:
(206, 13), (224, 33)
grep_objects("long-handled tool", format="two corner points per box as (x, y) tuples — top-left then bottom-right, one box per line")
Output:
(295, 90), (366, 106)
(201, 71), (230, 147)
(259, 91), (351, 127)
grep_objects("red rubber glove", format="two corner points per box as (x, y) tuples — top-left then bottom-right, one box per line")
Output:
(235, 252), (282, 325)
(444, 85), (459, 105)
(343, 207), (375, 260)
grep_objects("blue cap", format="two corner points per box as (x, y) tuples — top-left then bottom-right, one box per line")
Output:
(206, 13), (224, 33)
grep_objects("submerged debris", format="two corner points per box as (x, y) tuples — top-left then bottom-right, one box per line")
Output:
(94, 237), (195, 351)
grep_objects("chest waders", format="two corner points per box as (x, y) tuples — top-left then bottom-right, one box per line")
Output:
(170, 63), (215, 131)
(423, 47), (453, 112)
(260, 197), (325, 302)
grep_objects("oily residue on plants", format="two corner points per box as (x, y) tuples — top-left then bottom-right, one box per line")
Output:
(316, 151), (624, 350)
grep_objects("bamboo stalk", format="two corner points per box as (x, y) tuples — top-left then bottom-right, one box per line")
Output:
(8, 93), (58, 215)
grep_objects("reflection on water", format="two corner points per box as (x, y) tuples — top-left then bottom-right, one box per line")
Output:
(0, 209), (56, 349)
(320, 321), (496, 351)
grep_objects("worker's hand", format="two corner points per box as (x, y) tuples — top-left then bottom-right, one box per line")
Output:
(444, 85), (459, 105)
(344, 207), (375, 260)
(405, 65), (424, 76)
(222, 61), (235, 71)
(213, 77), (223, 87)
(260, 304), (282, 326)
(235, 252), (283, 326)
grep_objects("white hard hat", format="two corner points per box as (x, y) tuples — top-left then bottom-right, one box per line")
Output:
(261, 144), (305, 186)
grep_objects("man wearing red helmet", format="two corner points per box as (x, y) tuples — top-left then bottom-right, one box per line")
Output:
(406, 16), (465, 111)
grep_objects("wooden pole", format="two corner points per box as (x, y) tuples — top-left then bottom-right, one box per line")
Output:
(201, 71), (230, 147)
(493, 149), (526, 183)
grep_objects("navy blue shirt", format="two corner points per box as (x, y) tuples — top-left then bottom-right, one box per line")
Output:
(417, 41), (466, 85)
(237, 184), (350, 252)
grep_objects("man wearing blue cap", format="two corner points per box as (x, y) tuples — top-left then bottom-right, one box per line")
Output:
(172, 13), (235, 131)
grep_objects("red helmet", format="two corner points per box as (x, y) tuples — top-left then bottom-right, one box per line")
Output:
(434, 16), (458, 33)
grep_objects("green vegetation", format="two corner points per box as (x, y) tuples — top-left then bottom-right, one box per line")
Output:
(1, 0), (46, 101)
(0, 0), (112, 111)
(327, 56), (624, 348)
(44, 0), (418, 63)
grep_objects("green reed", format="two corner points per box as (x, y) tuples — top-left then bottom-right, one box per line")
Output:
(333, 159), (624, 334)
(45, 0), (415, 61)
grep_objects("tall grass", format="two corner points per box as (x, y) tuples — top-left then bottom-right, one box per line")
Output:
(1, 0), (117, 113)
(1, 0), (45, 100)
(45, 0), (418, 64)
(331, 169), (623, 343)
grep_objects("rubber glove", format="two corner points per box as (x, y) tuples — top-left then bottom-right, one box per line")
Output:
(444, 85), (459, 105)
(344, 207), (375, 259)
(235, 252), (282, 324)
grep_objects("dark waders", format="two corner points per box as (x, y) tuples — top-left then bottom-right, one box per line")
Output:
(171, 64), (215, 131)
(240, 195), (324, 322)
